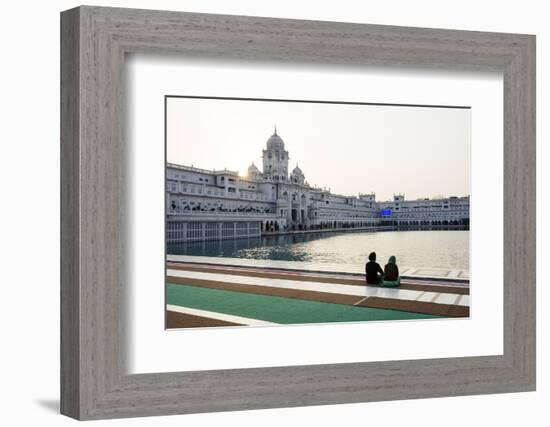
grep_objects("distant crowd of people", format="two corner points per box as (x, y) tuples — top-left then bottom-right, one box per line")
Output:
(365, 252), (401, 287)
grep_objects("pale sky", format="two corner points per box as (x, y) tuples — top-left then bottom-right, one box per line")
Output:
(166, 97), (470, 202)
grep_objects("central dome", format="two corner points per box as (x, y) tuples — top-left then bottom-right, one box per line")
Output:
(266, 129), (285, 150)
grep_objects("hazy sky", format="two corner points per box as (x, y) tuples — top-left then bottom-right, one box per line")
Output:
(166, 97), (470, 202)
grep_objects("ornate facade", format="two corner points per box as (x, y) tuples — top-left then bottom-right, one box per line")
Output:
(166, 129), (469, 243)
(378, 194), (470, 227)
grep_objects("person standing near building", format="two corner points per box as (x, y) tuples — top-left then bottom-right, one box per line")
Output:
(365, 252), (384, 284)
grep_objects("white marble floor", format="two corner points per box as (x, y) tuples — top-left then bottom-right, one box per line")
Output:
(167, 255), (470, 281)
(167, 268), (470, 307)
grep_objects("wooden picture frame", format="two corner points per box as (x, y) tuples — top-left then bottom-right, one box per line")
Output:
(60, 5), (536, 420)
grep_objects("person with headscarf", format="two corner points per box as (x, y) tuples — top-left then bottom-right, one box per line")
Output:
(365, 251), (384, 284)
(381, 256), (401, 287)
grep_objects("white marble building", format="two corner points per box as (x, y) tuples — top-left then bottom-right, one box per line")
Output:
(166, 129), (469, 243)
(377, 194), (470, 226)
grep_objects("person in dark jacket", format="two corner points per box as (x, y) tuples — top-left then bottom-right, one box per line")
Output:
(381, 255), (400, 287)
(365, 252), (384, 284)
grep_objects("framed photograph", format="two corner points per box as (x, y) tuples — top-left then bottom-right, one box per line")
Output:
(60, 6), (536, 420)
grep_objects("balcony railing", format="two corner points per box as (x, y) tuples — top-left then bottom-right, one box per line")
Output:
(167, 209), (277, 217)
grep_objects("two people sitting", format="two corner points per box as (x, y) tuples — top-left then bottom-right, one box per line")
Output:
(365, 252), (401, 287)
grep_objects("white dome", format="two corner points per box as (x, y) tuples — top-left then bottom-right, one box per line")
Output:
(291, 165), (304, 176)
(248, 163), (260, 173)
(291, 165), (305, 184)
(266, 131), (285, 150)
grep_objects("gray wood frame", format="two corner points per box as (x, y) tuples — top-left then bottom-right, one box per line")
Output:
(60, 5), (536, 420)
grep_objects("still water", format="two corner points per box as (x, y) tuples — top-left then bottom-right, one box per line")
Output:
(168, 230), (470, 271)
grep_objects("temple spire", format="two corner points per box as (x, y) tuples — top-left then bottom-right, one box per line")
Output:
(274, 124), (277, 135)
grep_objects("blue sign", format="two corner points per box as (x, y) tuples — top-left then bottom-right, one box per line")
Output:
(381, 209), (392, 217)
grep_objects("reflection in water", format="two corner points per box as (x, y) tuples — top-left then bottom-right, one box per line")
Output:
(168, 230), (470, 270)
